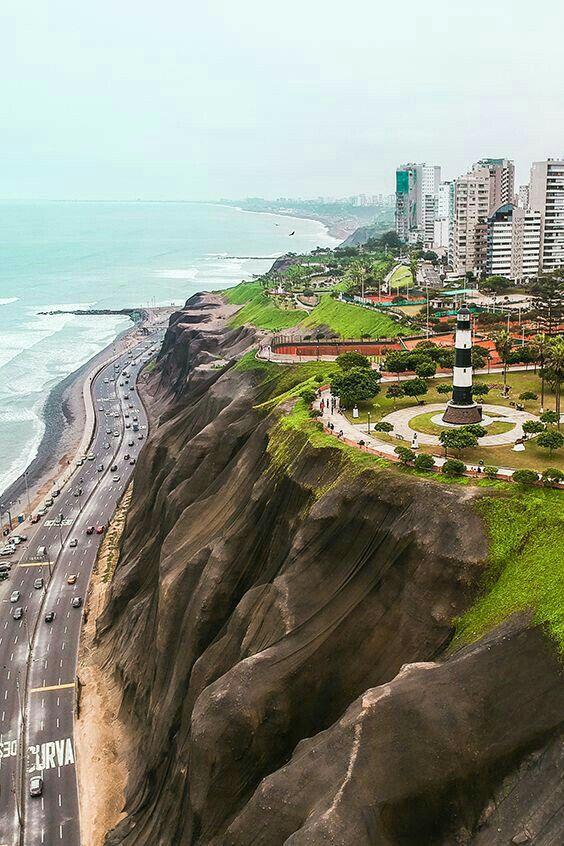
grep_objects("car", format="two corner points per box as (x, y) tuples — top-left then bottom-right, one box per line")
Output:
(132, 416), (138, 423)
(73, 487), (83, 497)
(97, 464), (104, 472)
(38, 507), (47, 516)
(128, 403), (134, 409)
(15, 534), (27, 542)
(44, 497), (54, 507)
(125, 422), (131, 429)
(69, 538), (78, 548)
(130, 458), (136, 465)
(34, 578), (44, 590)
(44, 611), (55, 623)
(119, 381), (124, 386)
(31, 514), (40, 524)
(109, 376), (115, 382)
(98, 406), (104, 412)
(0, 547), (14, 557)
(103, 442), (110, 449)
(86, 526), (95, 535)
(76, 458), (84, 467)
(13, 607), (23, 620)
(10, 537), (22, 545)
(10, 590), (20, 603)
(29, 776), (43, 797)
(67, 574), (77, 585)
(0, 571), (9, 581)
(124, 412), (129, 418)
(113, 412), (120, 418)
(106, 428), (112, 435)
(128, 439), (134, 447)
(110, 464), (118, 472)
(113, 431), (119, 437)
(129, 386), (135, 392)
(138, 434), (144, 440)
(52, 489), (60, 498)
(112, 475), (120, 482)
(103, 378), (109, 384)
(96, 525), (104, 534)
(123, 453), (129, 460)
(0, 562), (12, 572)
(87, 453), (95, 461)
(72, 597), (83, 608)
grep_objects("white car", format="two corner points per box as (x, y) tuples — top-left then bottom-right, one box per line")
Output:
(29, 776), (43, 797)
(10, 590), (20, 603)
(113, 431), (119, 437)
(87, 453), (95, 461)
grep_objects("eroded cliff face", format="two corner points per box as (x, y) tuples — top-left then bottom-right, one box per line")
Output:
(98, 295), (564, 846)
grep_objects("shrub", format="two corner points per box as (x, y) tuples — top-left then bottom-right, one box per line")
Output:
(439, 429), (478, 455)
(436, 383), (451, 395)
(483, 465), (499, 478)
(394, 446), (415, 464)
(414, 453), (435, 471)
(300, 388), (317, 404)
(541, 467), (564, 484)
(461, 424), (487, 439)
(310, 409), (323, 419)
(314, 374), (325, 384)
(512, 469), (540, 486)
(442, 458), (466, 477)
(472, 383), (490, 397)
(540, 410), (559, 426)
(373, 421), (393, 432)
(519, 391), (538, 400)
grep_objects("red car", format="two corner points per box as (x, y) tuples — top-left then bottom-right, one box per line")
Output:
(31, 515), (40, 524)
(96, 525), (105, 535)
(86, 526), (95, 535)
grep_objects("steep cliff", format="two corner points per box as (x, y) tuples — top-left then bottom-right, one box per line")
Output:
(96, 294), (564, 846)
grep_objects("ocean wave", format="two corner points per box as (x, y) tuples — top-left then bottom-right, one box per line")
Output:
(0, 297), (19, 306)
(155, 269), (199, 279)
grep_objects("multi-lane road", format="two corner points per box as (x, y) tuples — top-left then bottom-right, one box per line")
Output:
(0, 331), (161, 846)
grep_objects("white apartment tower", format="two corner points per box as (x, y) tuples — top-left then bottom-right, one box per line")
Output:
(452, 158), (515, 276)
(529, 158), (564, 271)
(486, 204), (542, 282)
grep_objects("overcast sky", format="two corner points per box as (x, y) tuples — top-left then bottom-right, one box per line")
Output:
(2, 0), (563, 200)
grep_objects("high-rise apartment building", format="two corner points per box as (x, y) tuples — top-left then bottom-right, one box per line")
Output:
(518, 184), (530, 209)
(395, 163), (440, 246)
(452, 158), (515, 276)
(529, 158), (564, 271)
(433, 181), (454, 251)
(485, 204), (541, 281)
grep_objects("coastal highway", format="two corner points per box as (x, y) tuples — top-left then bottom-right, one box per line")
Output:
(0, 331), (161, 845)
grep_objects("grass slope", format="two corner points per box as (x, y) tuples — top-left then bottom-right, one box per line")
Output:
(455, 488), (564, 650)
(226, 282), (306, 331)
(302, 295), (408, 339)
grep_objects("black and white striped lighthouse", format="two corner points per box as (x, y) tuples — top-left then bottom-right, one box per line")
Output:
(442, 305), (483, 425)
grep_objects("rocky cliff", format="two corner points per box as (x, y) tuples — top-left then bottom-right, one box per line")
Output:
(96, 294), (564, 846)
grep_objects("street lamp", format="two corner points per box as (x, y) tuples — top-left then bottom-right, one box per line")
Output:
(57, 513), (64, 549)
(367, 411), (371, 435)
(43, 545), (52, 579)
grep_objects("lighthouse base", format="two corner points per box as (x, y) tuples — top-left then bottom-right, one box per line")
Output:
(442, 402), (483, 425)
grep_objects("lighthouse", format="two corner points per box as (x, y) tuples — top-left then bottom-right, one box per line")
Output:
(442, 305), (483, 425)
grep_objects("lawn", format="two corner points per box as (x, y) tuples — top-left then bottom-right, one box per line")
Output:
(225, 282), (307, 331)
(408, 411), (514, 437)
(301, 295), (409, 339)
(454, 487), (564, 650)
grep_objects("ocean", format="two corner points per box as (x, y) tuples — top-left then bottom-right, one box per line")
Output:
(0, 201), (337, 496)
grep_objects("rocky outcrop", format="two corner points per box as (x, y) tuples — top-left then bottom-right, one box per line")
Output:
(98, 294), (564, 846)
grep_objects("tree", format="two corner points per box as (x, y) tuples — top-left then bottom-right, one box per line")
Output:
(540, 410), (559, 426)
(530, 270), (564, 335)
(385, 351), (409, 381)
(330, 367), (381, 407)
(386, 384), (404, 409)
(442, 458), (466, 477)
(461, 424), (487, 438)
(529, 333), (551, 408)
(545, 337), (564, 429)
(472, 383), (490, 398)
(380, 230), (403, 250)
(300, 388), (317, 404)
(336, 351), (370, 371)
(522, 420), (545, 435)
(394, 446), (415, 464)
(483, 465), (499, 478)
(519, 391), (538, 400)
(373, 421), (393, 432)
(512, 469), (540, 486)
(436, 383), (451, 395)
(536, 429), (564, 454)
(402, 378), (429, 402)
(494, 330), (513, 389)
(415, 358), (437, 379)
(414, 453), (435, 471)
(479, 275), (512, 294)
(439, 429), (478, 457)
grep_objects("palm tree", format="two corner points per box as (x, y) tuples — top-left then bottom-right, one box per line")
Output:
(545, 337), (564, 429)
(529, 333), (551, 409)
(350, 260), (367, 300)
(494, 330), (513, 390)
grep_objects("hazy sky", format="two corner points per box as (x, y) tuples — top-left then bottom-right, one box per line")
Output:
(2, 0), (563, 200)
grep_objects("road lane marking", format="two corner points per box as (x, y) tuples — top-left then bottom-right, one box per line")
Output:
(30, 682), (75, 693)
(18, 561), (53, 568)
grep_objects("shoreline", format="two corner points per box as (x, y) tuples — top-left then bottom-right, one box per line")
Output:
(211, 201), (347, 243)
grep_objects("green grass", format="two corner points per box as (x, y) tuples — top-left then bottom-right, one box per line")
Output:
(408, 411), (514, 437)
(225, 282), (307, 331)
(389, 265), (413, 290)
(454, 487), (564, 650)
(301, 295), (409, 339)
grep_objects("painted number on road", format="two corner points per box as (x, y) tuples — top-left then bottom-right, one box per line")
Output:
(44, 519), (73, 527)
(28, 737), (74, 772)
(0, 739), (17, 758)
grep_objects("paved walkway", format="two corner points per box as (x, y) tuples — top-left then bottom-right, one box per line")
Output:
(380, 403), (536, 447)
(315, 390), (531, 478)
